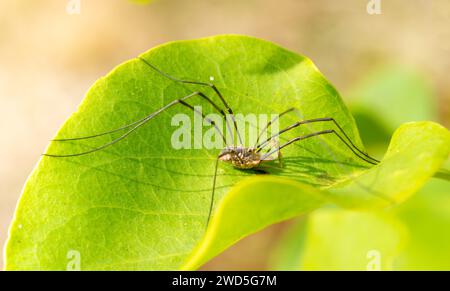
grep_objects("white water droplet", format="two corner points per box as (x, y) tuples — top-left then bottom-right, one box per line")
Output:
(209, 76), (215, 81)
(18, 224), (23, 229)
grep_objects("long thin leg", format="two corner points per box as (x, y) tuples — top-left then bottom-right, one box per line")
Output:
(257, 117), (379, 163)
(138, 56), (243, 145)
(254, 107), (296, 147)
(53, 92), (227, 142)
(43, 92), (226, 157)
(261, 130), (378, 165)
(205, 155), (220, 230)
(262, 132), (394, 205)
(277, 147), (283, 167)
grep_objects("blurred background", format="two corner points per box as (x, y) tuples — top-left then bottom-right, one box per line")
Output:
(0, 0), (449, 270)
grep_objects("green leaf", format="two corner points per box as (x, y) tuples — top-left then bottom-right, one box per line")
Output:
(348, 65), (438, 134)
(346, 65), (437, 155)
(267, 217), (308, 271)
(268, 63), (450, 271)
(181, 177), (326, 270)
(182, 121), (450, 269)
(270, 178), (450, 270)
(301, 209), (407, 270)
(326, 122), (450, 208)
(346, 65), (449, 182)
(394, 178), (450, 269)
(433, 154), (450, 181)
(5, 35), (449, 270)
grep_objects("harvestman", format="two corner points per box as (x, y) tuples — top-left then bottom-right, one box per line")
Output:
(44, 57), (380, 228)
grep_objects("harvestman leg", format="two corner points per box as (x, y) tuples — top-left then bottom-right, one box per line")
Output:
(255, 108), (298, 167)
(257, 115), (379, 164)
(206, 149), (255, 230)
(52, 91), (228, 142)
(261, 129), (378, 165)
(258, 129), (391, 203)
(138, 58), (250, 228)
(255, 108), (297, 146)
(207, 155), (220, 229)
(49, 58), (243, 229)
(47, 89), (227, 230)
(44, 91), (227, 157)
(138, 57), (243, 146)
(46, 90), (226, 228)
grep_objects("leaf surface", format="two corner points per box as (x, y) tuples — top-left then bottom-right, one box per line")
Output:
(5, 35), (449, 270)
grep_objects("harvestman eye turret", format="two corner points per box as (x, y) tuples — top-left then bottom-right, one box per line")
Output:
(44, 57), (380, 228)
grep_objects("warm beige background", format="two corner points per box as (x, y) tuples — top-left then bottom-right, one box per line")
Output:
(1, 0), (449, 270)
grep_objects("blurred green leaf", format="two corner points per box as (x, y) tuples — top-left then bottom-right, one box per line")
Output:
(182, 122), (449, 269)
(268, 218), (308, 270)
(270, 178), (450, 270)
(5, 36), (449, 270)
(300, 209), (405, 270)
(435, 158), (450, 181)
(394, 178), (450, 269)
(349, 65), (437, 133)
(326, 122), (450, 208)
(348, 65), (449, 181)
(270, 64), (449, 270)
(348, 65), (438, 155)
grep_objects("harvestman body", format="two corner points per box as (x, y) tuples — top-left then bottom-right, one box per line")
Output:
(44, 57), (380, 228)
